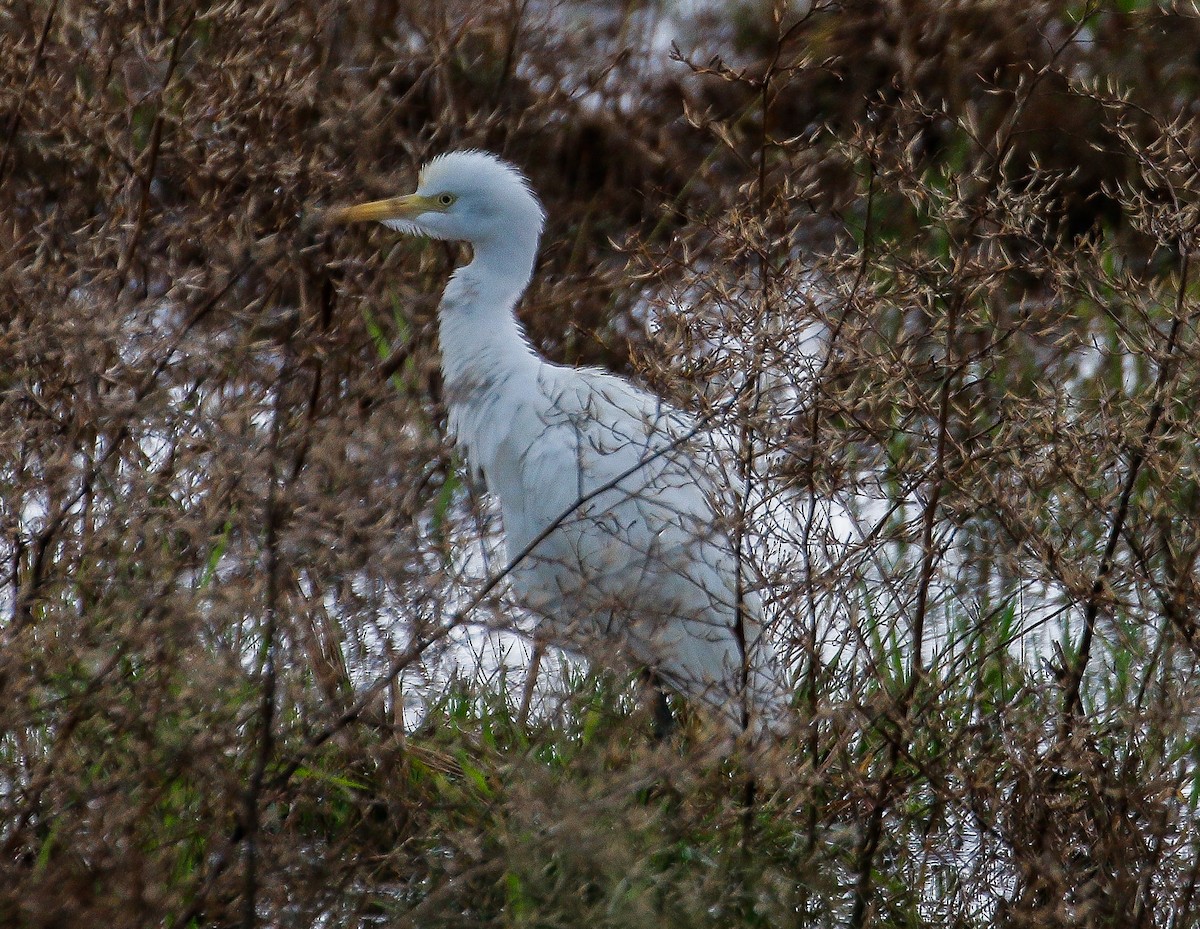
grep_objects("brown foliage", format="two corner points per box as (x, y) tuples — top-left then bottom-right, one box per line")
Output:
(1, 0), (1199, 926)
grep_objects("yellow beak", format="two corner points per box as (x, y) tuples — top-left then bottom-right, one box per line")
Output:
(324, 193), (439, 225)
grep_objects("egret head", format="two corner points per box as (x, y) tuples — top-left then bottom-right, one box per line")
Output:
(328, 150), (545, 248)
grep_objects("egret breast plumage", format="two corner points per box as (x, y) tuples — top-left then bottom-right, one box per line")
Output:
(329, 150), (792, 740)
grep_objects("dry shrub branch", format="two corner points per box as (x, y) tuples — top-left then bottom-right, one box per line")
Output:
(1, 1), (1198, 926)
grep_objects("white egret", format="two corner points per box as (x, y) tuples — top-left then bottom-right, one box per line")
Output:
(329, 150), (792, 740)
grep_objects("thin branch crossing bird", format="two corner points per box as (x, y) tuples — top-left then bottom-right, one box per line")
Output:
(329, 150), (792, 740)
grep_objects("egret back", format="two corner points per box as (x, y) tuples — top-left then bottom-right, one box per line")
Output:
(443, 328), (792, 737)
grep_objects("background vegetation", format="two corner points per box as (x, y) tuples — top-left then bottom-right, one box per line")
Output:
(2, 0), (1199, 925)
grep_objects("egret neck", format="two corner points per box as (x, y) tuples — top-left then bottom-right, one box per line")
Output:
(438, 228), (542, 398)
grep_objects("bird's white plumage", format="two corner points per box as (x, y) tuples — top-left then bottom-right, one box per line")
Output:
(366, 150), (791, 738)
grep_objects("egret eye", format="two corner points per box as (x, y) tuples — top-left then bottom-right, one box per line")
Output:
(437, 192), (455, 207)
